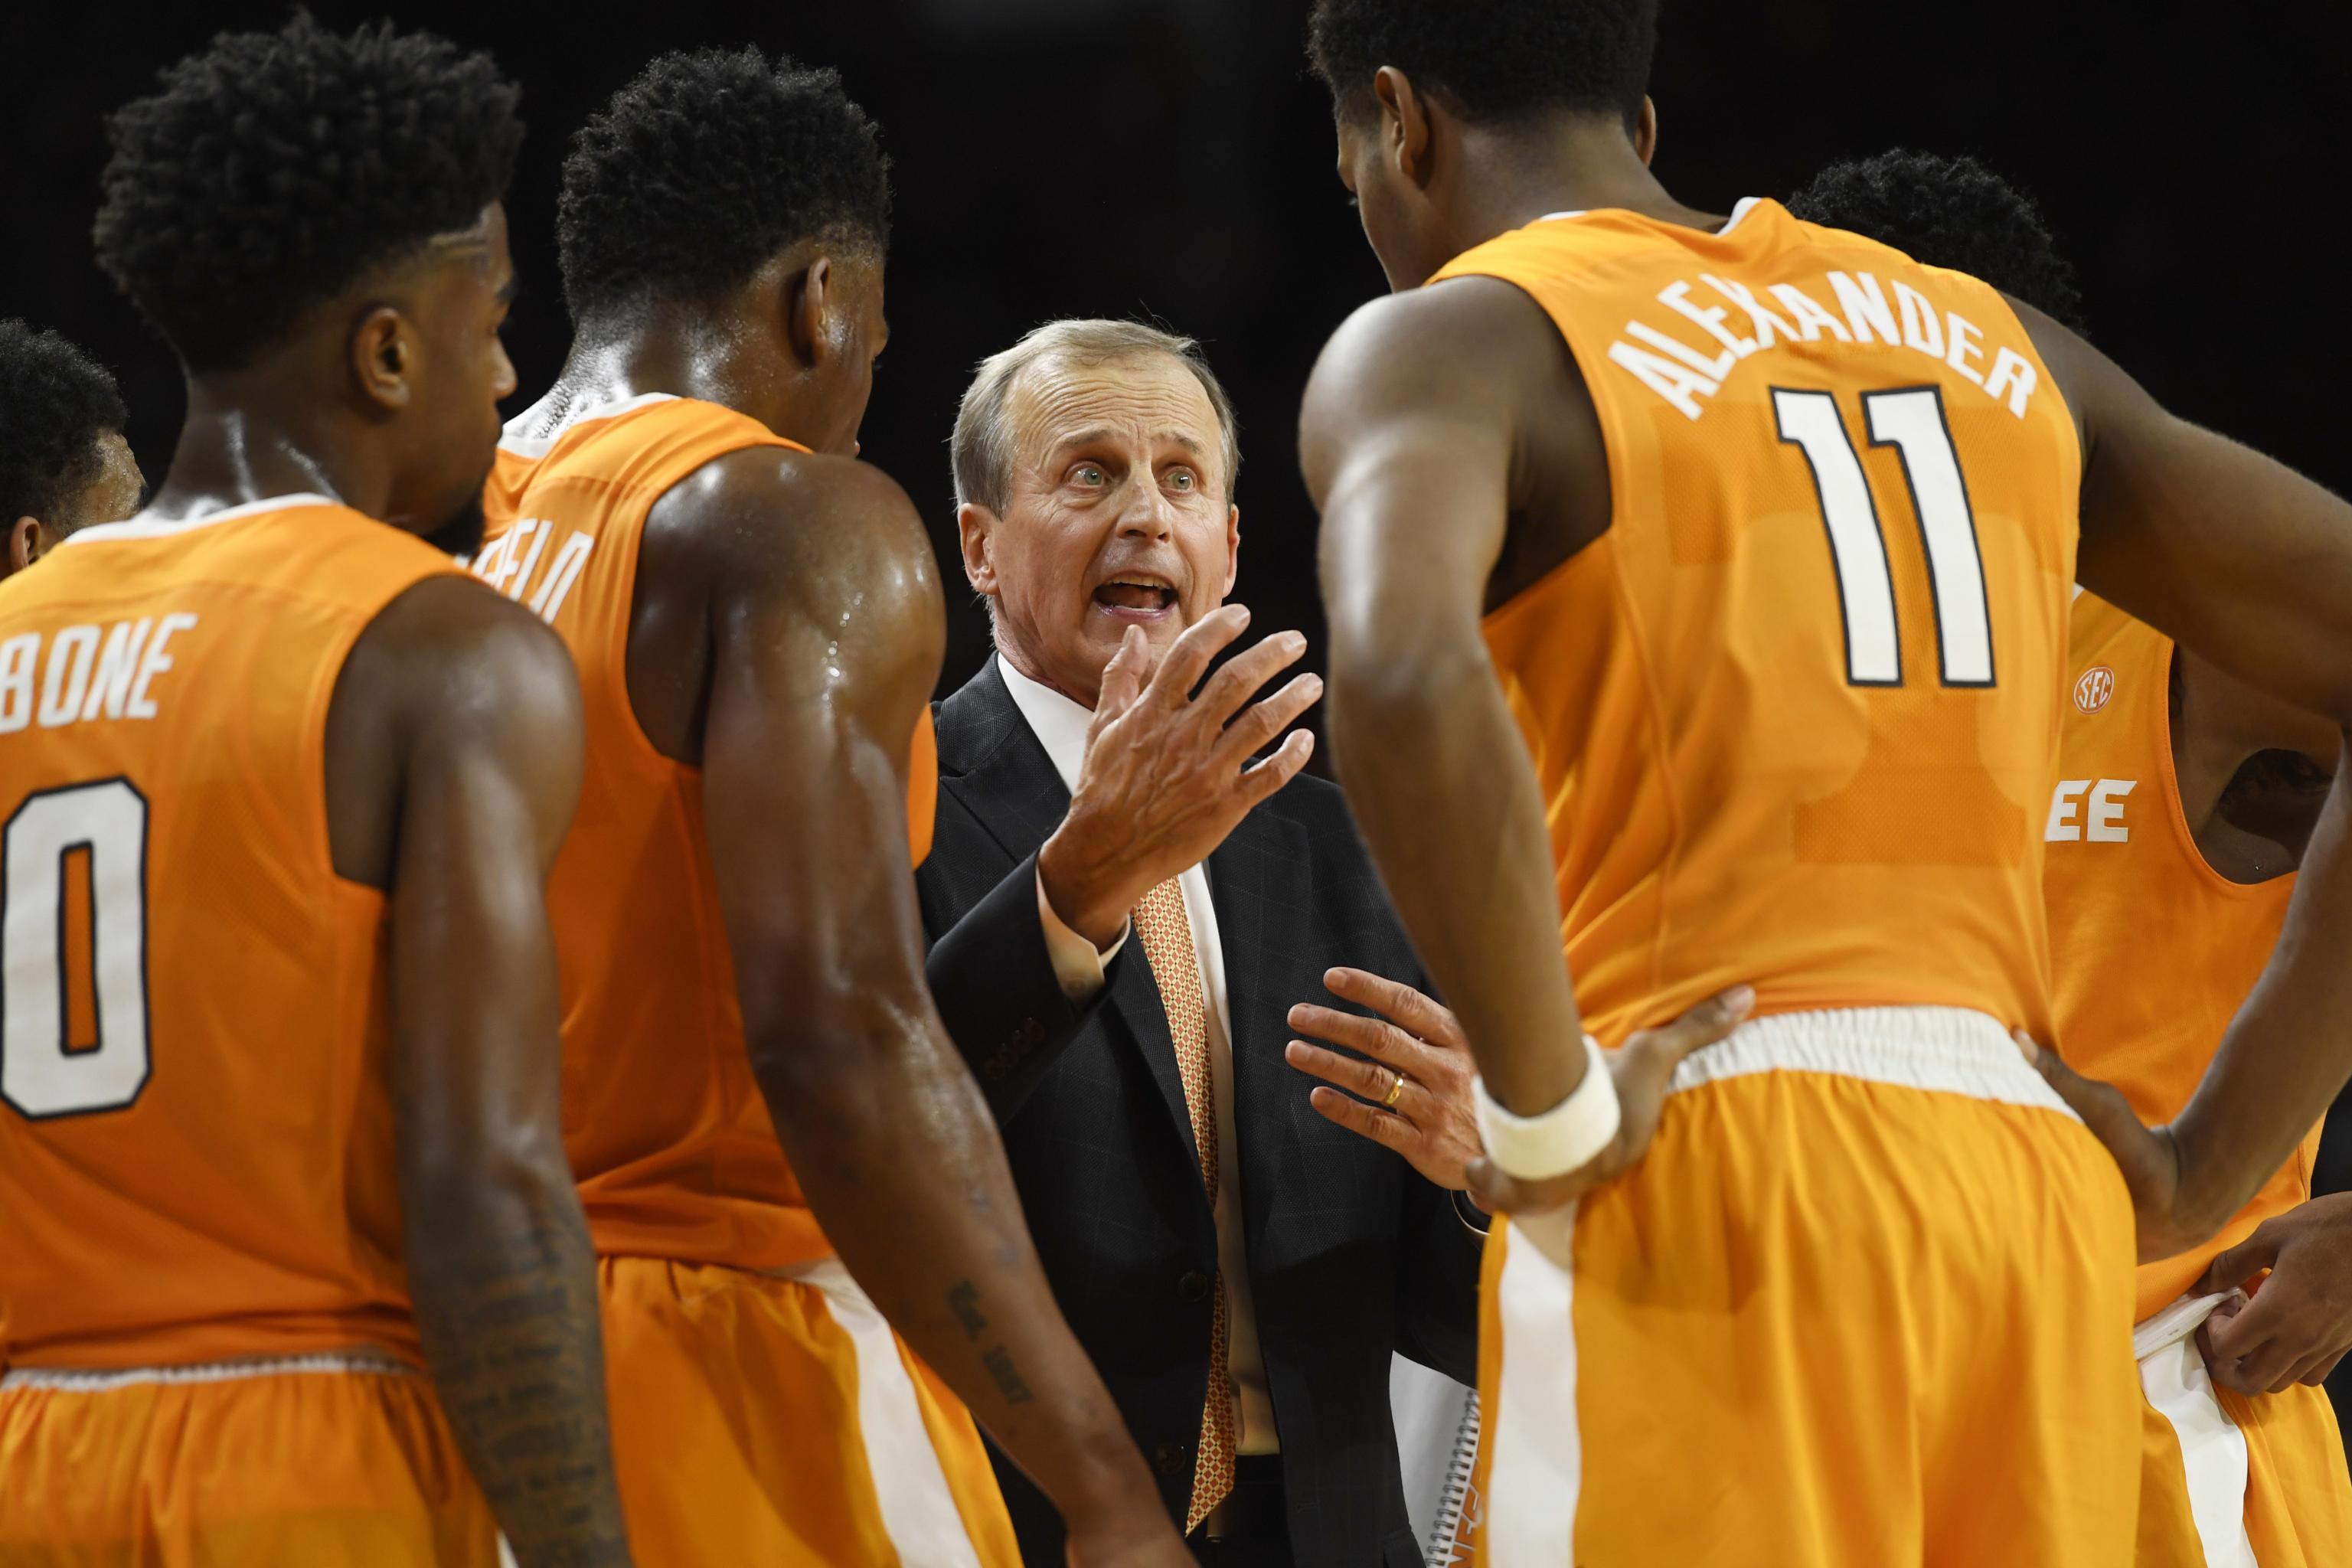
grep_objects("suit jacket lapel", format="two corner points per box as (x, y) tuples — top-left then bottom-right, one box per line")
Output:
(935, 660), (1200, 1168)
(1207, 802), (1313, 1225)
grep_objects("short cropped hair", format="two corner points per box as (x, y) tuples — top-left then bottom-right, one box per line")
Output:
(1786, 150), (2088, 335)
(557, 47), (892, 319)
(1308, 0), (1658, 129)
(952, 320), (1241, 514)
(0, 322), (128, 529)
(93, 15), (523, 373)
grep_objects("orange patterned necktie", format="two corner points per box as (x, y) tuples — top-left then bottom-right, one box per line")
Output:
(1132, 875), (1236, 1534)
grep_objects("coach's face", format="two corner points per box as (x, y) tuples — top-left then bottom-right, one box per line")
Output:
(963, 351), (1239, 708)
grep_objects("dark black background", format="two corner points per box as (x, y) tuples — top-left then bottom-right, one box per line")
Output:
(9, 0), (2352, 694)
(10, 0), (2352, 1410)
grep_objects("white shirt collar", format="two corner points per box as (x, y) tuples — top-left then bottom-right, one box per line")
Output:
(995, 652), (1094, 793)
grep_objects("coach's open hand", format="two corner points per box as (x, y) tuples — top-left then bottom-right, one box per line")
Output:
(2193, 1194), (2352, 1395)
(1286, 968), (1484, 1196)
(1462, 988), (1755, 1217)
(1038, 605), (1320, 947)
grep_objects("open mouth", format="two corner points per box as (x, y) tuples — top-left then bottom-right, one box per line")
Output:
(1093, 577), (1178, 619)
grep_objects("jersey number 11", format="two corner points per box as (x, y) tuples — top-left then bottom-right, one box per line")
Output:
(1774, 384), (1994, 689)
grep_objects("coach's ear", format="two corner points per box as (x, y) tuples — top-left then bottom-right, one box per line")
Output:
(1633, 96), (1658, 166)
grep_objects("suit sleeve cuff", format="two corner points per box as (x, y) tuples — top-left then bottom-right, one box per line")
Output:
(1037, 866), (1129, 1000)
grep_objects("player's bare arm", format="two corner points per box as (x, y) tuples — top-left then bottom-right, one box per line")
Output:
(327, 576), (632, 1567)
(647, 449), (1184, 1564)
(2020, 307), (2352, 1259)
(1302, 276), (1749, 1211)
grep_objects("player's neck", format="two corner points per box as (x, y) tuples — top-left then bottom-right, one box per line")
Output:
(541, 315), (816, 448)
(1445, 118), (1718, 252)
(143, 372), (391, 522)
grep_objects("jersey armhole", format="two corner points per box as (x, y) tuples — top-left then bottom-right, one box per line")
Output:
(604, 430), (805, 779)
(314, 566), (468, 900)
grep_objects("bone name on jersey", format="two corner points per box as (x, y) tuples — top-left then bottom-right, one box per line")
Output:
(1607, 267), (2043, 421)
(0, 614), (200, 733)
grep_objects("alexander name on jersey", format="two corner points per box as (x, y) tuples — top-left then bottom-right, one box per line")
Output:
(1606, 268), (2042, 422)
(0, 614), (199, 733)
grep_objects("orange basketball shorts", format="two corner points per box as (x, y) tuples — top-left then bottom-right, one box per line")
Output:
(598, 1253), (1019, 1566)
(1473, 1006), (2141, 1566)
(2135, 1289), (2352, 1567)
(0, 1353), (493, 1566)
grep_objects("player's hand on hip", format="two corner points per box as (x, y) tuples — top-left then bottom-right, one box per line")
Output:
(1285, 967), (1483, 1195)
(1039, 604), (1319, 947)
(2192, 1194), (2352, 1394)
(2014, 1030), (2194, 1260)
(1465, 986), (1754, 1217)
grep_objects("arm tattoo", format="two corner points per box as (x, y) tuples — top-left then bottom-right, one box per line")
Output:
(409, 1196), (632, 1567)
(946, 1279), (1033, 1403)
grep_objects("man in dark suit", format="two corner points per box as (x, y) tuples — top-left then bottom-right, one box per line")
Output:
(915, 320), (1488, 1568)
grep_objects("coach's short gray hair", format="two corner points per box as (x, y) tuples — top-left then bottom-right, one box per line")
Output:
(952, 318), (1241, 514)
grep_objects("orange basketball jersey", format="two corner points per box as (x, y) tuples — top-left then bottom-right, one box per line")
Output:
(0, 497), (460, 1370)
(2046, 593), (2320, 1318)
(473, 394), (933, 1272)
(1437, 199), (2081, 1044)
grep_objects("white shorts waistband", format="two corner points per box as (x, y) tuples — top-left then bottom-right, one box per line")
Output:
(1664, 1005), (2079, 1122)
(2, 1351), (416, 1393)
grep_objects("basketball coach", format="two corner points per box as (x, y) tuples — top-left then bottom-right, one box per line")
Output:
(914, 319), (1486, 1567)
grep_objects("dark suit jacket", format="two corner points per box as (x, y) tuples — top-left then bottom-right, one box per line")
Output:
(917, 660), (1482, 1568)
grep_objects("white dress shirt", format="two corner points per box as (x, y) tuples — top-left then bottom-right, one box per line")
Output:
(998, 653), (1279, 1456)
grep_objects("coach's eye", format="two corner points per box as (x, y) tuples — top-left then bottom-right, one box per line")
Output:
(1072, 464), (1106, 487)
(1168, 468), (1196, 492)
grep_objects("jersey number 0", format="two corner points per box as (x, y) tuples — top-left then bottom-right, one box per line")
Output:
(1774, 385), (1995, 688)
(1, 779), (152, 1119)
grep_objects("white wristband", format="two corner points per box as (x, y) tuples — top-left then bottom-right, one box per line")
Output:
(1475, 1037), (1622, 1181)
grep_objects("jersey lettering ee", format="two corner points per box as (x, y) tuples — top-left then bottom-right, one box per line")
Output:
(1436, 198), (2080, 1044)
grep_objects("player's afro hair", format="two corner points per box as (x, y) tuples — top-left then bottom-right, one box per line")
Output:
(557, 47), (893, 319)
(93, 14), (522, 373)
(1786, 150), (2089, 335)
(0, 321), (128, 528)
(1308, 0), (1658, 129)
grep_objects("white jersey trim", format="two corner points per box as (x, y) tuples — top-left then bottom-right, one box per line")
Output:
(1487, 1204), (1584, 1560)
(1532, 196), (1763, 235)
(2, 1351), (416, 1392)
(64, 492), (339, 547)
(776, 1255), (988, 1567)
(498, 391), (679, 460)
(1664, 1005), (2082, 1121)
(2138, 1291), (2259, 1568)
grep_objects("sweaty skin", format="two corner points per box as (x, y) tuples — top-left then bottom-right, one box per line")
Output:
(145, 202), (631, 1566)
(518, 237), (1185, 1564)
(1302, 78), (2352, 1240)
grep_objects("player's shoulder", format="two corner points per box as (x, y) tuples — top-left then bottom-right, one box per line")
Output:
(347, 573), (580, 727)
(1320, 271), (1563, 380)
(642, 444), (936, 619)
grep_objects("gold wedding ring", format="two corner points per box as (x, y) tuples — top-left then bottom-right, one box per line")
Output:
(1382, 1070), (1407, 1109)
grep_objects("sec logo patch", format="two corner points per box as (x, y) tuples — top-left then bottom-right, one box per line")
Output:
(2074, 665), (2115, 714)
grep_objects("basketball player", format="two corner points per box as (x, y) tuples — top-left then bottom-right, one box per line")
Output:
(0, 320), (144, 577)
(0, 19), (629, 1566)
(472, 50), (1182, 1566)
(1793, 147), (2352, 1568)
(1298, 2), (2352, 1562)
